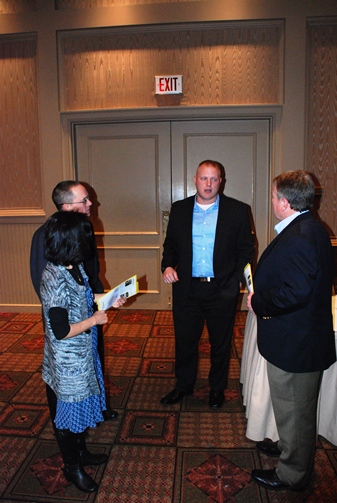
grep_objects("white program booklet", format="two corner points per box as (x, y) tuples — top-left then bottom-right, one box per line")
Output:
(332, 295), (337, 332)
(243, 263), (254, 293)
(96, 275), (139, 310)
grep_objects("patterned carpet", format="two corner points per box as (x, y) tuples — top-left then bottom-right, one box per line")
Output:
(0, 309), (336, 503)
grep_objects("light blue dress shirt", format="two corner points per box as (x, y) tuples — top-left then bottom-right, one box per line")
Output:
(274, 210), (308, 235)
(192, 195), (219, 277)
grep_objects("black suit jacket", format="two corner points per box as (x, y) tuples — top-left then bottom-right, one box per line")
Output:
(252, 211), (336, 373)
(161, 194), (255, 307)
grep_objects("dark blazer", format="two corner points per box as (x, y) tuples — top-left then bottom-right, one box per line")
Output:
(161, 194), (255, 307)
(252, 211), (336, 373)
(30, 223), (104, 300)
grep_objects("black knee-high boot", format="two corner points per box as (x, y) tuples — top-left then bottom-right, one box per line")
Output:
(76, 432), (108, 466)
(54, 428), (98, 493)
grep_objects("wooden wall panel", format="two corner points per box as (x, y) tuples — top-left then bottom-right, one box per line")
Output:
(57, 0), (197, 8)
(306, 21), (337, 237)
(0, 34), (42, 211)
(59, 22), (282, 110)
(0, 223), (40, 309)
(0, 0), (36, 13)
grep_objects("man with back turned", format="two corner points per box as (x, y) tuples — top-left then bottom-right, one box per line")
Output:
(30, 180), (119, 421)
(248, 170), (336, 491)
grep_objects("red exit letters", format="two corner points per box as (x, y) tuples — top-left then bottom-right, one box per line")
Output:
(155, 75), (182, 95)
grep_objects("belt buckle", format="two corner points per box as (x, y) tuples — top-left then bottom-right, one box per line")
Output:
(201, 277), (211, 282)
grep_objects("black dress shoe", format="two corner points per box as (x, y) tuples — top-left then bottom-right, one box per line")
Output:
(103, 409), (119, 420)
(251, 468), (306, 492)
(160, 388), (192, 405)
(256, 439), (281, 457)
(209, 389), (224, 409)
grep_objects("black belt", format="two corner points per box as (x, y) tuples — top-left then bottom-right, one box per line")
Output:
(192, 277), (215, 282)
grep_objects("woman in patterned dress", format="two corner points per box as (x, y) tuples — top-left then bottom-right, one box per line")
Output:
(40, 211), (125, 493)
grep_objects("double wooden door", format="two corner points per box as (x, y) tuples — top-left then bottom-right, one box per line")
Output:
(75, 119), (270, 309)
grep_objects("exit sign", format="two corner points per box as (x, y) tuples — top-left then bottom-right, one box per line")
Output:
(155, 75), (182, 95)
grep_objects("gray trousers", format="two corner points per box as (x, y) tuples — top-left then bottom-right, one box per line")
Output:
(267, 361), (322, 488)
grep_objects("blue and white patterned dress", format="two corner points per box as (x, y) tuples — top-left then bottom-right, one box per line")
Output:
(55, 276), (106, 433)
(41, 263), (107, 433)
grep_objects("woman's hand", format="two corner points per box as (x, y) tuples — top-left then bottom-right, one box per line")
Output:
(65, 310), (107, 338)
(92, 310), (108, 326)
(112, 296), (127, 308)
(94, 293), (127, 308)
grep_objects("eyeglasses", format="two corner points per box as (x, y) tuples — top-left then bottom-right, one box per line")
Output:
(63, 196), (90, 205)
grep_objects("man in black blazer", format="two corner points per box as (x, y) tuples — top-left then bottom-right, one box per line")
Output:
(248, 170), (336, 491)
(161, 160), (255, 408)
(30, 182), (103, 299)
(30, 180), (119, 421)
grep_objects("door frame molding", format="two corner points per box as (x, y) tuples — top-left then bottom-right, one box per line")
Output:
(61, 105), (282, 242)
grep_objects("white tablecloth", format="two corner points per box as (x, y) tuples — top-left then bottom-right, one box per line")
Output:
(240, 306), (337, 446)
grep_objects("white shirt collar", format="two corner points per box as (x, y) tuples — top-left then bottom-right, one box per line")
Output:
(274, 210), (308, 234)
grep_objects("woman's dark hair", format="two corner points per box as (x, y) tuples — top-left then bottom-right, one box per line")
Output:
(44, 211), (95, 266)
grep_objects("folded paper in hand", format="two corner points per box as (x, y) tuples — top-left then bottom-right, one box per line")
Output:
(244, 263), (254, 293)
(332, 295), (337, 332)
(96, 275), (139, 310)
